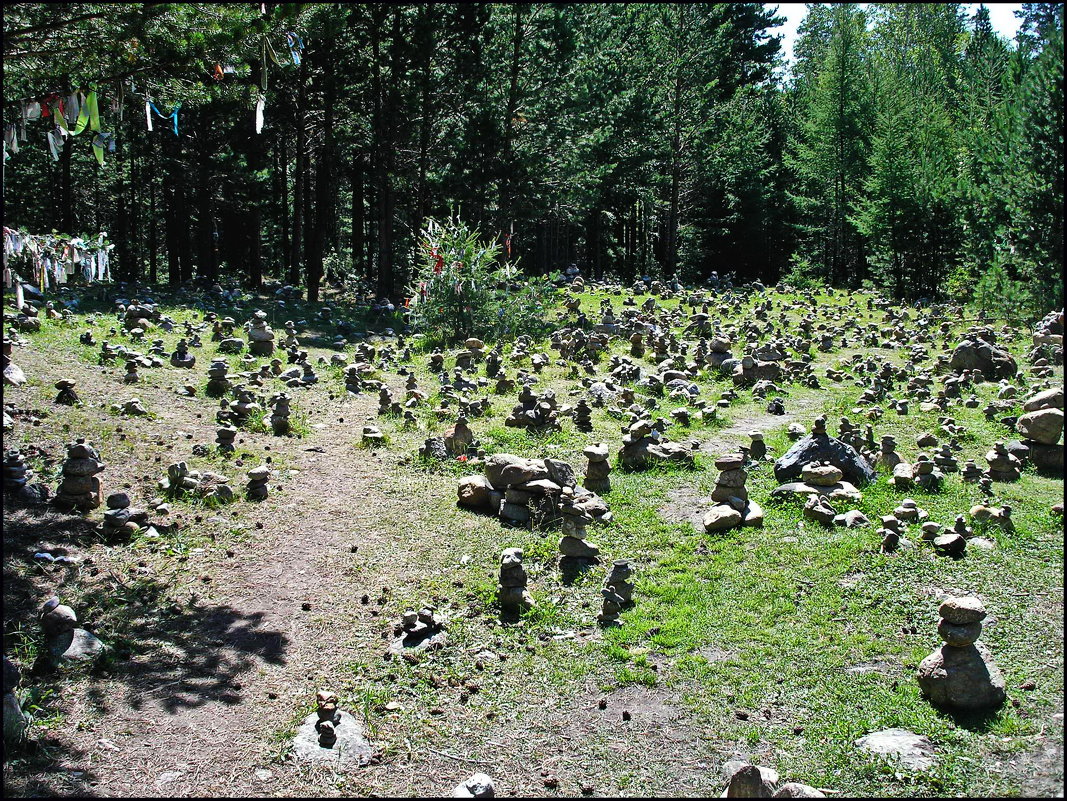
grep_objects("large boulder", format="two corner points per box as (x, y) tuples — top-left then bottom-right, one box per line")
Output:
(1022, 387), (1063, 412)
(773, 434), (875, 486)
(916, 643), (1006, 710)
(949, 338), (1017, 380)
(485, 454), (548, 489)
(1016, 408), (1063, 445)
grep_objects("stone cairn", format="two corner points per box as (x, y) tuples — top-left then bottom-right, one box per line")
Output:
(558, 485), (601, 562)
(703, 452), (762, 532)
(1016, 387), (1064, 473)
(985, 441), (1022, 482)
(573, 398), (593, 433)
(54, 379), (79, 405)
(3, 450), (31, 492)
(207, 358), (233, 396)
(246, 465), (271, 501)
(246, 310), (275, 356)
(961, 459), (984, 482)
(40, 597), (106, 665)
(748, 431), (767, 461)
(913, 454), (944, 491)
(874, 435), (901, 470)
(216, 424), (238, 453)
(268, 392), (292, 434)
(123, 358), (140, 383)
(597, 559), (634, 626)
(170, 338), (196, 368)
(315, 690), (341, 747)
(583, 443), (611, 494)
(101, 492), (148, 538)
(160, 461), (234, 503)
(498, 547), (533, 612)
(53, 439), (104, 512)
(916, 595), (1005, 710)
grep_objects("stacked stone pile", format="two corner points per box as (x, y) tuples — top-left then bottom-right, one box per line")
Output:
(916, 596), (1005, 710)
(53, 439), (104, 512)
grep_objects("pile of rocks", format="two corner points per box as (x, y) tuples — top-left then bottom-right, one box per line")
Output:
(558, 485), (604, 562)
(597, 559), (634, 626)
(773, 416), (875, 487)
(101, 492), (149, 538)
(206, 358), (234, 396)
(913, 454), (944, 491)
(40, 597), (106, 665)
(246, 465), (271, 501)
(53, 439), (104, 512)
(703, 452), (763, 532)
(158, 461), (234, 503)
(246, 310), (275, 356)
(216, 424), (238, 453)
(4, 337), (27, 387)
(771, 461), (862, 505)
(170, 338), (196, 368)
(618, 418), (694, 470)
(1016, 386), (1063, 473)
(498, 547), (533, 612)
(386, 606), (449, 661)
(504, 385), (561, 432)
(985, 441), (1022, 482)
(268, 392), (291, 434)
(53, 378), (78, 405)
(583, 443), (611, 493)
(916, 595), (1005, 710)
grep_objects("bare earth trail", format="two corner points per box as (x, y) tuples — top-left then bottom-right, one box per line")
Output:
(4, 345), (424, 796)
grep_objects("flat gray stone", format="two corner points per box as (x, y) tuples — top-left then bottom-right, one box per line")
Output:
(48, 628), (106, 662)
(855, 728), (936, 770)
(292, 710), (373, 767)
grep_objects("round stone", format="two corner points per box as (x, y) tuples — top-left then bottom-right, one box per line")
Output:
(938, 596), (987, 625)
(938, 619), (982, 647)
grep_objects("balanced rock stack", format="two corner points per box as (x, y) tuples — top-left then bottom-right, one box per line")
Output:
(597, 559), (634, 626)
(1016, 386), (1064, 473)
(573, 398), (593, 433)
(123, 359), (140, 383)
(498, 547), (533, 612)
(913, 454), (944, 491)
(3, 337), (27, 387)
(160, 461), (234, 503)
(40, 597), (106, 664)
(206, 358), (233, 396)
(583, 443), (611, 494)
(618, 418), (694, 470)
(53, 439), (104, 512)
(246, 310), (275, 356)
(703, 452), (763, 532)
(916, 595), (1005, 710)
(362, 425), (385, 446)
(101, 492), (148, 538)
(961, 459), (984, 482)
(170, 338), (196, 368)
(246, 466), (271, 500)
(216, 424), (237, 453)
(268, 392), (292, 434)
(3, 450), (31, 492)
(985, 441), (1022, 482)
(558, 485), (605, 562)
(771, 460), (863, 505)
(749, 431), (767, 461)
(54, 379), (79, 405)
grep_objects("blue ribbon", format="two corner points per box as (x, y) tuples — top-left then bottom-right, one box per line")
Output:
(149, 101), (181, 136)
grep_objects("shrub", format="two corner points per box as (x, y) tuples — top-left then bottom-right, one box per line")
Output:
(406, 214), (556, 344)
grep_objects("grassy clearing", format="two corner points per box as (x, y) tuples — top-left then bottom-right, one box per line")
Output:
(3, 283), (1062, 797)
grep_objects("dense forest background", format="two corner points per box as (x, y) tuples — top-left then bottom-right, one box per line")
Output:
(2, 3), (1063, 313)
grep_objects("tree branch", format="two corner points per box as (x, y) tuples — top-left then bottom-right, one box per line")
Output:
(3, 10), (112, 42)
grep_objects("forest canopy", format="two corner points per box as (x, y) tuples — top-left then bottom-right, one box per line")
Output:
(2, 3), (1063, 315)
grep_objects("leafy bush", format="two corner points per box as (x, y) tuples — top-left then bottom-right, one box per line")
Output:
(406, 214), (556, 344)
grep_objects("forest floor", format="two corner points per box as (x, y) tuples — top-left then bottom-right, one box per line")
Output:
(2, 283), (1063, 797)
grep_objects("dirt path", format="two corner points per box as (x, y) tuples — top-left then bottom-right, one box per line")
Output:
(4, 344), (422, 796)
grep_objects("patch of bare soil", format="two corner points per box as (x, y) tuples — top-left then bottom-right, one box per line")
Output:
(658, 485), (709, 530)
